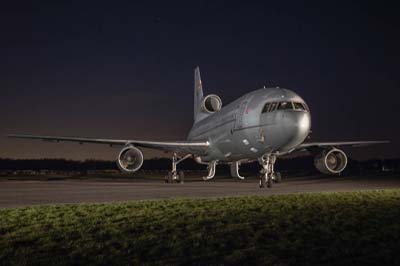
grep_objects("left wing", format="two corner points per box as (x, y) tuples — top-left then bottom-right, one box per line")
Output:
(7, 134), (210, 154)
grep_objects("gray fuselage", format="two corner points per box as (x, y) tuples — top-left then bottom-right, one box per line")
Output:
(187, 87), (311, 163)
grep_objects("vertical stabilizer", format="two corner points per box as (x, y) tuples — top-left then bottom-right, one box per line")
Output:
(194, 67), (204, 122)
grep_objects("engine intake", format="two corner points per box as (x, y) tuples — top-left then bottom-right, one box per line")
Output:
(117, 145), (144, 173)
(314, 148), (348, 174)
(201, 94), (222, 113)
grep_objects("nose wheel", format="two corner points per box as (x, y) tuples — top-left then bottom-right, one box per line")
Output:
(259, 155), (277, 189)
(272, 172), (282, 183)
(259, 173), (272, 188)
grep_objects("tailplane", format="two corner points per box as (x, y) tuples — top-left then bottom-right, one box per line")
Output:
(193, 67), (223, 123)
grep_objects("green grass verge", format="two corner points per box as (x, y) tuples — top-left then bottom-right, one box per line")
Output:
(1, 190), (400, 266)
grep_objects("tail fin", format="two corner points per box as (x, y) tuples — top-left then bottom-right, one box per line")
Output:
(194, 67), (204, 122)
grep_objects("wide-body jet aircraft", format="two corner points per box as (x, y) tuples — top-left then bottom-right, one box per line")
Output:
(9, 67), (388, 188)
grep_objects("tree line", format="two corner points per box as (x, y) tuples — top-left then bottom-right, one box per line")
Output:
(0, 157), (399, 175)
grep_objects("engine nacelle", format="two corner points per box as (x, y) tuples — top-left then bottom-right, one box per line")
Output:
(117, 145), (144, 173)
(201, 94), (222, 113)
(314, 148), (348, 174)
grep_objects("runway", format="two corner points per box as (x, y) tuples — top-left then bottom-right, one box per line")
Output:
(1, 175), (400, 208)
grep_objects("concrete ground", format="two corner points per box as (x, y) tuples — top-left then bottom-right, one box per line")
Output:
(1, 175), (400, 208)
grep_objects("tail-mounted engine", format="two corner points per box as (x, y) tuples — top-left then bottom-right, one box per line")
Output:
(314, 148), (348, 174)
(201, 94), (222, 113)
(117, 145), (144, 173)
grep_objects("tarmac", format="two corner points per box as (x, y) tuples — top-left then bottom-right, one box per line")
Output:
(1, 175), (400, 208)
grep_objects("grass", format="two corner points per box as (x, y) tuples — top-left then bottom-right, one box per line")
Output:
(1, 190), (400, 266)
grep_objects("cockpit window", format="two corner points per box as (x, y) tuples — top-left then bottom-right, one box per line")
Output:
(269, 102), (278, 112)
(262, 101), (308, 113)
(262, 103), (270, 113)
(278, 102), (293, 110)
(293, 102), (306, 111)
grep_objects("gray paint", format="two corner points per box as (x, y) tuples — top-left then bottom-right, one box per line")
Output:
(188, 85), (311, 163)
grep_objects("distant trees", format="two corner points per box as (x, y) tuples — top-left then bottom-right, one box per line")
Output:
(0, 157), (398, 174)
(0, 158), (115, 171)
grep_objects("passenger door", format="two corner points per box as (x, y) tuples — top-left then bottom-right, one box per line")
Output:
(234, 95), (253, 130)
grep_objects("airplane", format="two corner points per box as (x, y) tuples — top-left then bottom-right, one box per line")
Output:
(8, 67), (388, 188)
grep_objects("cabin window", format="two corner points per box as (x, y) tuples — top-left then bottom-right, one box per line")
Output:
(278, 102), (293, 110)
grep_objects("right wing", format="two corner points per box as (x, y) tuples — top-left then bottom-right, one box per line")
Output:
(298, 140), (390, 149)
(296, 140), (389, 153)
(7, 134), (210, 154)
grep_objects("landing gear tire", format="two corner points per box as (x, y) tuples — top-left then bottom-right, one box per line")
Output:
(259, 174), (272, 188)
(267, 175), (272, 188)
(273, 172), (282, 183)
(165, 171), (173, 183)
(165, 171), (184, 184)
(178, 171), (184, 184)
(259, 175), (266, 188)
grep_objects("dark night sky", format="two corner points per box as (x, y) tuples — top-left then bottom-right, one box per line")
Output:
(1, 1), (399, 160)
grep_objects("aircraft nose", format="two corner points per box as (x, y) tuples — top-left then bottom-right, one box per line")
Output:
(283, 111), (311, 148)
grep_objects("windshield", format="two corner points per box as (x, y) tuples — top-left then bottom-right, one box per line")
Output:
(262, 101), (308, 113)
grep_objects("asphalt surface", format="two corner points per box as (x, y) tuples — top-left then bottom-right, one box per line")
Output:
(1, 175), (400, 208)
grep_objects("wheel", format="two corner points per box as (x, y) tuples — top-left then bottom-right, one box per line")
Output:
(259, 175), (266, 188)
(273, 172), (282, 183)
(164, 172), (170, 183)
(178, 171), (185, 184)
(267, 175), (272, 188)
(167, 171), (173, 183)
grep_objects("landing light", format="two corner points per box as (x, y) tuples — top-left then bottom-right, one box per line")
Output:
(299, 115), (310, 130)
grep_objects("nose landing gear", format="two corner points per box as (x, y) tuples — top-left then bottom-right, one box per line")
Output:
(259, 155), (277, 188)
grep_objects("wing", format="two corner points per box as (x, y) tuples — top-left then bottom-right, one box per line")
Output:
(298, 140), (389, 151)
(7, 134), (209, 154)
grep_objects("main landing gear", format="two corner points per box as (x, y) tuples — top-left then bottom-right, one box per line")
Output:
(165, 153), (191, 184)
(259, 155), (280, 188)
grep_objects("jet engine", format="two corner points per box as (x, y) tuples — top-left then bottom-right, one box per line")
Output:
(314, 148), (348, 174)
(201, 94), (222, 113)
(117, 145), (144, 173)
